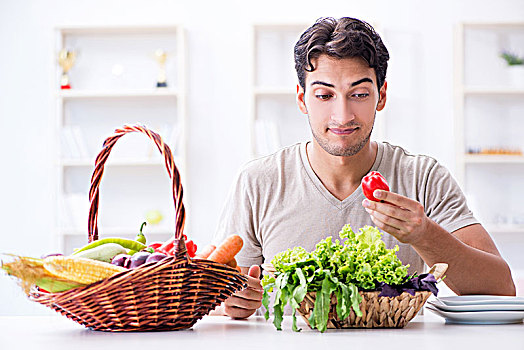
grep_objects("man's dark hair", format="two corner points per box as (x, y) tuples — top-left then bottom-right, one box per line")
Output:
(294, 17), (389, 91)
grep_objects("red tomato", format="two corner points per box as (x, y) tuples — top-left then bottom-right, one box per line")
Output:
(361, 171), (390, 201)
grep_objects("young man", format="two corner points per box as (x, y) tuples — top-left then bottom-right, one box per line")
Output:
(213, 17), (516, 319)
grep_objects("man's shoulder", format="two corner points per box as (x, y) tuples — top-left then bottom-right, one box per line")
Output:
(239, 142), (303, 178)
(379, 141), (439, 168)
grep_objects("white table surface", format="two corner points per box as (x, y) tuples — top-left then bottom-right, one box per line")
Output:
(1, 310), (523, 350)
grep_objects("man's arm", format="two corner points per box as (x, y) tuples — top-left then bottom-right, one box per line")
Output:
(411, 221), (514, 295)
(363, 189), (516, 296)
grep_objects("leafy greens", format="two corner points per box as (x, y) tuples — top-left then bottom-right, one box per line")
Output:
(262, 225), (437, 332)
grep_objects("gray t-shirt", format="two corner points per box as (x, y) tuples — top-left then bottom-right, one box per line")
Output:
(214, 141), (478, 275)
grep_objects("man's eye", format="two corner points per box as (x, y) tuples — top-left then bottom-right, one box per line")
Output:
(352, 93), (369, 99)
(315, 94), (332, 100)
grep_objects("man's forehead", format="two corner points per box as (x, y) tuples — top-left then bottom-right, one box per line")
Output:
(306, 55), (375, 85)
(306, 60), (376, 87)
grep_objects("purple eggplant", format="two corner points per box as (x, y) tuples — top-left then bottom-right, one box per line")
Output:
(111, 253), (131, 267)
(128, 251), (151, 269)
(145, 252), (168, 264)
(41, 253), (64, 259)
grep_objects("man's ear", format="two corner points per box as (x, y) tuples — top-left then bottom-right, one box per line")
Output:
(296, 84), (308, 115)
(376, 81), (387, 111)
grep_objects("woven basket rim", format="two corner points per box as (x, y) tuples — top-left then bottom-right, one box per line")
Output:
(298, 289), (433, 329)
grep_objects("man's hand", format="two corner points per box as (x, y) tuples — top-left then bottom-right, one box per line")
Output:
(362, 189), (430, 245)
(223, 265), (263, 319)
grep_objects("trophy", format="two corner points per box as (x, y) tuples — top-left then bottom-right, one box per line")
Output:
(154, 49), (168, 88)
(58, 49), (76, 89)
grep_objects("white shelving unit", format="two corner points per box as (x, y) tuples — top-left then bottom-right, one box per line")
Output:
(54, 25), (187, 253)
(454, 22), (524, 235)
(249, 23), (310, 157)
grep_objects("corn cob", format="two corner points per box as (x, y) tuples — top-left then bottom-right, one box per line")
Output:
(2, 255), (84, 294)
(43, 256), (127, 284)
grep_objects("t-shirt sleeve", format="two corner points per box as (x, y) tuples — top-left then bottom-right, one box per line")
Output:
(423, 162), (479, 233)
(213, 169), (264, 267)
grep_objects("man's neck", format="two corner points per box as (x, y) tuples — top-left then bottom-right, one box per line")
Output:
(306, 140), (378, 201)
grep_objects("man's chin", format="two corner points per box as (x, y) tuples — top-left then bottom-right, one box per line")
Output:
(312, 127), (372, 157)
(321, 143), (363, 157)
(317, 136), (372, 157)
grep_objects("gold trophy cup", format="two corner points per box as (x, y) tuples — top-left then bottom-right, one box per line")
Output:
(154, 49), (168, 88)
(58, 49), (76, 89)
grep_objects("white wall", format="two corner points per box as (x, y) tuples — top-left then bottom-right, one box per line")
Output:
(1, 0), (523, 315)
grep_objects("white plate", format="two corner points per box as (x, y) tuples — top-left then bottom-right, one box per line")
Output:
(437, 295), (524, 306)
(428, 299), (524, 312)
(426, 305), (524, 325)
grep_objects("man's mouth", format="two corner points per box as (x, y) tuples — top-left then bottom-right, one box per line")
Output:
(329, 127), (358, 135)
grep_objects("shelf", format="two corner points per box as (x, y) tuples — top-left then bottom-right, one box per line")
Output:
(57, 89), (179, 99)
(59, 157), (170, 167)
(56, 25), (179, 35)
(461, 22), (524, 30)
(485, 225), (524, 234)
(463, 87), (524, 95)
(464, 154), (524, 164)
(254, 87), (296, 95)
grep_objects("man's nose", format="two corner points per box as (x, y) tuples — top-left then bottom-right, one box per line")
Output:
(331, 99), (355, 125)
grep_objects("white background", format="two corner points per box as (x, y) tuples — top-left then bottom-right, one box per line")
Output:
(1, 0), (523, 315)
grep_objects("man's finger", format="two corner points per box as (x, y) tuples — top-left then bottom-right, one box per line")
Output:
(234, 287), (263, 301)
(373, 190), (418, 211)
(365, 208), (404, 231)
(225, 295), (263, 310)
(363, 199), (411, 222)
(248, 265), (261, 278)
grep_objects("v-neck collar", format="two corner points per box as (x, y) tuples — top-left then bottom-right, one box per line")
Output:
(299, 141), (384, 210)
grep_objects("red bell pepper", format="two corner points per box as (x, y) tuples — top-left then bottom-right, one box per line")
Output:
(157, 234), (197, 257)
(361, 171), (390, 202)
(185, 240), (197, 258)
(157, 238), (176, 255)
(147, 241), (164, 251)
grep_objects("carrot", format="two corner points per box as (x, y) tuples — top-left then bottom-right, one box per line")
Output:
(194, 244), (216, 259)
(226, 258), (237, 268)
(207, 234), (243, 264)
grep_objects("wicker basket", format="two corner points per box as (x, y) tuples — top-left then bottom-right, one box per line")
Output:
(264, 263), (447, 329)
(30, 124), (247, 332)
(299, 263), (447, 329)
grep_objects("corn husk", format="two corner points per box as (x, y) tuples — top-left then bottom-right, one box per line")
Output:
(1, 255), (85, 294)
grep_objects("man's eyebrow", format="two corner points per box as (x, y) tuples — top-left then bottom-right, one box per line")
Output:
(310, 81), (334, 88)
(351, 77), (373, 86)
(310, 78), (373, 88)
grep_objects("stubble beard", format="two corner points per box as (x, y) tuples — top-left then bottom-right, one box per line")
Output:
(308, 114), (375, 157)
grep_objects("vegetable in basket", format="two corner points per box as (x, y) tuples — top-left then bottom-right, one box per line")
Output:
(72, 237), (146, 256)
(135, 222), (148, 244)
(145, 252), (168, 264)
(128, 251), (151, 269)
(156, 234), (198, 258)
(207, 234), (243, 264)
(1, 255), (126, 293)
(194, 235), (243, 272)
(261, 225), (440, 332)
(194, 244), (216, 259)
(74, 242), (127, 263)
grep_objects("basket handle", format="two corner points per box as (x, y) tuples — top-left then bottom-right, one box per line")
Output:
(87, 124), (187, 257)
